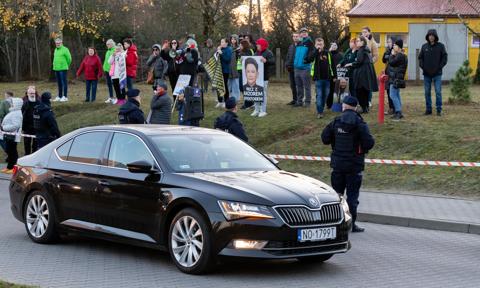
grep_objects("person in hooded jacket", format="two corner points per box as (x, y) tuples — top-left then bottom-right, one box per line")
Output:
(321, 96), (375, 233)
(382, 37), (395, 115)
(148, 82), (172, 125)
(76, 47), (103, 102)
(214, 97), (248, 142)
(251, 38), (275, 117)
(418, 29), (448, 116)
(124, 39), (138, 90)
(388, 39), (408, 121)
(21, 86), (39, 155)
(1, 97), (24, 173)
(147, 44), (168, 89)
(118, 89), (145, 124)
(34, 92), (61, 149)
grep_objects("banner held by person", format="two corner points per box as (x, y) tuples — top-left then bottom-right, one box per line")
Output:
(242, 56), (264, 102)
(204, 53), (225, 96)
(173, 74), (191, 96)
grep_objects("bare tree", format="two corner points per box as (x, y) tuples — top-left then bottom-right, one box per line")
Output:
(257, 0), (263, 36)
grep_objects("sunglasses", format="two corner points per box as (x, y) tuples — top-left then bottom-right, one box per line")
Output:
(172, 42), (177, 44)
(153, 48), (159, 51)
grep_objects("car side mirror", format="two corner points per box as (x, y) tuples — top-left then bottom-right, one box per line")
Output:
(127, 160), (157, 174)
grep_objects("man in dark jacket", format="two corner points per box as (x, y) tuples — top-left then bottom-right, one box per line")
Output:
(306, 38), (336, 119)
(294, 27), (315, 107)
(118, 89), (145, 124)
(214, 98), (248, 142)
(285, 33), (299, 105)
(33, 92), (61, 149)
(418, 29), (448, 116)
(321, 96), (375, 233)
(148, 82), (172, 125)
(22, 87), (39, 155)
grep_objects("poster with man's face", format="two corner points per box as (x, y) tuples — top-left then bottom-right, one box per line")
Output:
(242, 56), (264, 102)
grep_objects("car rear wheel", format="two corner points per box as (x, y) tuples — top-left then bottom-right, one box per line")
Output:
(24, 190), (58, 243)
(168, 208), (215, 274)
(297, 253), (333, 263)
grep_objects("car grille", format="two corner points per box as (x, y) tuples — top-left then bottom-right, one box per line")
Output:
(263, 242), (350, 256)
(275, 203), (343, 227)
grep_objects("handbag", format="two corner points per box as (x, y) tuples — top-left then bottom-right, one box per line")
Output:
(147, 67), (154, 85)
(394, 79), (406, 89)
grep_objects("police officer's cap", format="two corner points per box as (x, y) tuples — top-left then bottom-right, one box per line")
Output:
(343, 96), (358, 107)
(41, 92), (51, 102)
(127, 89), (141, 98)
(225, 98), (237, 109)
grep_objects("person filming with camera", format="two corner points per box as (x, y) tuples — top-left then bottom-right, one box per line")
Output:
(388, 39), (408, 121)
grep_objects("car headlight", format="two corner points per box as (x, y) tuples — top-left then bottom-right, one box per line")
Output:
(218, 200), (274, 220)
(340, 196), (352, 222)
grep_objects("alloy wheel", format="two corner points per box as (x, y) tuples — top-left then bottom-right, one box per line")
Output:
(26, 195), (50, 238)
(171, 215), (204, 268)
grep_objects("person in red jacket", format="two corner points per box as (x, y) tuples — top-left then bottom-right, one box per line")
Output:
(76, 47), (103, 102)
(124, 39), (138, 90)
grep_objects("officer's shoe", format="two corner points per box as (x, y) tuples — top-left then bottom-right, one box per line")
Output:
(352, 224), (365, 233)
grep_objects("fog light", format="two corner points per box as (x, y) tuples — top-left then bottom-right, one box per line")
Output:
(233, 240), (268, 250)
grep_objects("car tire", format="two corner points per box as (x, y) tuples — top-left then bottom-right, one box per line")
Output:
(168, 208), (216, 274)
(24, 190), (59, 244)
(297, 253), (333, 263)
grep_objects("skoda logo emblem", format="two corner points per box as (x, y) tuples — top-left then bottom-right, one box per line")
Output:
(309, 198), (319, 207)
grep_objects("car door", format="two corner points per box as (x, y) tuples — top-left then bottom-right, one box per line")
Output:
(50, 131), (110, 225)
(94, 132), (164, 243)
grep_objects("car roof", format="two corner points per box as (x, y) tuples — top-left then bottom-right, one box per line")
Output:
(76, 124), (226, 136)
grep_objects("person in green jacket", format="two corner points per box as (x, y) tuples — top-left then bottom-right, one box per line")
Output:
(52, 38), (72, 102)
(0, 91), (13, 152)
(103, 39), (116, 103)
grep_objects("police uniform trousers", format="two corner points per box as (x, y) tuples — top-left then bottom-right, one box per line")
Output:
(331, 170), (363, 224)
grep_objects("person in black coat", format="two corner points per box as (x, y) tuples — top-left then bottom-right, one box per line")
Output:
(118, 89), (145, 124)
(327, 42), (343, 109)
(382, 37), (395, 115)
(388, 39), (408, 120)
(321, 96), (375, 233)
(345, 36), (378, 113)
(33, 92), (61, 149)
(214, 98), (248, 142)
(418, 29), (448, 116)
(285, 33), (299, 105)
(22, 86), (39, 155)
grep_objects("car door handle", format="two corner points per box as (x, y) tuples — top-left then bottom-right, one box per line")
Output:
(98, 180), (111, 187)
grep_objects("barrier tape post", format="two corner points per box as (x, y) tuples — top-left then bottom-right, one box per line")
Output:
(378, 73), (388, 125)
(265, 154), (480, 168)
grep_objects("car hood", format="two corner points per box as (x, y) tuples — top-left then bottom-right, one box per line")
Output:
(175, 170), (339, 208)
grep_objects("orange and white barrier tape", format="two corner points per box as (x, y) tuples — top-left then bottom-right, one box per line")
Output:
(265, 154), (480, 167)
(0, 131), (36, 138)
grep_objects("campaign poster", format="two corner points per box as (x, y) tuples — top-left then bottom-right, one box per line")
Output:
(242, 56), (264, 102)
(173, 74), (192, 96)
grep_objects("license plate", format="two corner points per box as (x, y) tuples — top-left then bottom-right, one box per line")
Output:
(297, 227), (336, 242)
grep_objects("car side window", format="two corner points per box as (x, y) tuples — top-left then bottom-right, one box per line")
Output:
(67, 132), (109, 165)
(56, 139), (73, 161)
(107, 133), (155, 169)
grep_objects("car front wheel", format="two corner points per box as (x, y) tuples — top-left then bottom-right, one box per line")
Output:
(168, 208), (216, 274)
(24, 190), (58, 243)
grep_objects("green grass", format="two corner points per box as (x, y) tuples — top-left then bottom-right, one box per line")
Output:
(0, 280), (35, 288)
(0, 79), (479, 198)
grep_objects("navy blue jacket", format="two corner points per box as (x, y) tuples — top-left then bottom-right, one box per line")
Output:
(33, 102), (61, 140)
(321, 109), (375, 172)
(214, 111), (248, 142)
(118, 98), (145, 124)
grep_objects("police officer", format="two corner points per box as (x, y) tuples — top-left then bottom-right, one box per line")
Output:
(214, 98), (248, 142)
(33, 92), (61, 149)
(321, 96), (375, 233)
(118, 89), (145, 124)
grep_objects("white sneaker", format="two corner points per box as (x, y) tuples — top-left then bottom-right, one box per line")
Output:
(369, 101), (372, 107)
(60, 97), (68, 102)
(258, 112), (267, 118)
(53, 96), (61, 102)
(104, 98), (112, 103)
(251, 110), (259, 117)
(221, 102), (225, 108)
(215, 102), (222, 108)
(111, 98), (118, 105)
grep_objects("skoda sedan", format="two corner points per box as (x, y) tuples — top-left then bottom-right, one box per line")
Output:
(9, 125), (351, 274)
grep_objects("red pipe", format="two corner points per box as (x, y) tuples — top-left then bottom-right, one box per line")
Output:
(378, 73), (389, 124)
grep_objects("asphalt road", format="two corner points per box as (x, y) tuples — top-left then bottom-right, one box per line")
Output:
(0, 179), (479, 288)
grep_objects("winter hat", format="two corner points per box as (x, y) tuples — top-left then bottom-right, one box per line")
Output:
(299, 27), (308, 33)
(343, 96), (358, 107)
(41, 92), (51, 103)
(225, 97), (237, 110)
(185, 38), (198, 50)
(230, 34), (239, 43)
(256, 38), (269, 52)
(156, 81), (168, 90)
(394, 39), (403, 49)
(152, 44), (162, 50)
(127, 89), (140, 98)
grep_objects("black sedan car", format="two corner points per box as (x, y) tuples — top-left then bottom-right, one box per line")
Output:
(9, 125), (352, 274)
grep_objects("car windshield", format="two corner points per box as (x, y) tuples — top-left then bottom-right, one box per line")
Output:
(150, 134), (278, 172)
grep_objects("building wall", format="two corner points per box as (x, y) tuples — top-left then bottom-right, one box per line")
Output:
(349, 17), (480, 78)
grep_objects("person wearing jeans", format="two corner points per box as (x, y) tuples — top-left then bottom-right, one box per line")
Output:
(388, 39), (408, 120)
(52, 38), (72, 102)
(252, 38), (275, 117)
(228, 34), (241, 103)
(418, 29), (448, 116)
(306, 38), (336, 118)
(293, 27), (314, 107)
(76, 47), (103, 102)
(103, 39), (116, 103)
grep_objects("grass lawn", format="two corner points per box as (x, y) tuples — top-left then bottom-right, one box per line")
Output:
(0, 280), (34, 288)
(0, 79), (479, 199)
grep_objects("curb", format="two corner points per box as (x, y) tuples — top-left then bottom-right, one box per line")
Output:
(358, 212), (480, 235)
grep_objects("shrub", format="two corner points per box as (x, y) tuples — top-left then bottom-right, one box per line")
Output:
(449, 60), (473, 104)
